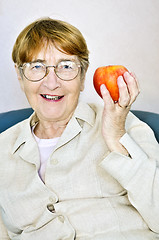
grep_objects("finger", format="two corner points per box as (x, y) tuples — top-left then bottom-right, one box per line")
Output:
(124, 72), (139, 91)
(100, 84), (114, 108)
(123, 72), (140, 104)
(130, 72), (140, 92)
(117, 76), (130, 107)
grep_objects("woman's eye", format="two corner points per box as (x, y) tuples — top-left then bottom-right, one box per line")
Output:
(59, 61), (74, 70)
(29, 63), (45, 72)
(32, 64), (42, 70)
(35, 65), (41, 69)
(63, 64), (71, 69)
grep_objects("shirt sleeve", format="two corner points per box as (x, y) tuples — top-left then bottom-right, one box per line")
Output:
(100, 121), (159, 233)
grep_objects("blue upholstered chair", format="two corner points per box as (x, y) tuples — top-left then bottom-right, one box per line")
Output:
(0, 108), (159, 143)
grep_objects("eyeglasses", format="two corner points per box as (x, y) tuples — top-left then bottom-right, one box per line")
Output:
(19, 60), (81, 81)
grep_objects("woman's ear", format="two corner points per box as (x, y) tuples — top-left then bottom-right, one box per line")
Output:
(80, 81), (85, 92)
(80, 75), (86, 92)
(14, 65), (24, 91)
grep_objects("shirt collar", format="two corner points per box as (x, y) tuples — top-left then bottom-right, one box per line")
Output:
(12, 102), (96, 154)
(12, 112), (37, 154)
(73, 101), (96, 127)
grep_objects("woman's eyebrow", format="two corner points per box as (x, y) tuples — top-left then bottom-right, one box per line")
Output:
(30, 57), (78, 64)
(57, 57), (77, 62)
(57, 58), (79, 65)
(30, 59), (46, 63)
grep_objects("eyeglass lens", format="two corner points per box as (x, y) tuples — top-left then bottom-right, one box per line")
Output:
(22, 60), (80, 81)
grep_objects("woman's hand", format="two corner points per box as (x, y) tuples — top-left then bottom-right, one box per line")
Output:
(100, 71), (140, 155)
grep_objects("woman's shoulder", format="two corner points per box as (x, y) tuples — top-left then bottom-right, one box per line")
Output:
(0, 117), (31, 152)
(126, 111), (148, 129)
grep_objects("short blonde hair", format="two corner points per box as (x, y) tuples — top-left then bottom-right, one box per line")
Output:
(12, 18), (89, 78)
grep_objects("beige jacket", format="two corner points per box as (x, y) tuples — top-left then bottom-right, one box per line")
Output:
(0, 102), (159, 240)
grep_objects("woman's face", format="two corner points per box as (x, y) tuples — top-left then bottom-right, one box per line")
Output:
(17, 43), (85, 123)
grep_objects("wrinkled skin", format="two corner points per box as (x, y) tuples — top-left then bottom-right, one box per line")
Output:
(100, 71), (140, 155)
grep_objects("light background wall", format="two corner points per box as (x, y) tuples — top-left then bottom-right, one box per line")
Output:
(0, 0), (159, 113)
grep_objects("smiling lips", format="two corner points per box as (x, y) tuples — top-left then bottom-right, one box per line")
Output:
(41, 94), (64, 101)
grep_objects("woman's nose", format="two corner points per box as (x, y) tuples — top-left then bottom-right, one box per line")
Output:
(42, 67), (60, 90)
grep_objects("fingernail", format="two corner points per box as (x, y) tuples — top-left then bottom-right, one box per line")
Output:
(117, 76), (123, 83)
(100, 84), (106, 93)
(123, 71), (129, 77)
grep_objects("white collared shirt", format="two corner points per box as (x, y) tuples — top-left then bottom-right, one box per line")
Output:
(32, 131), (59, 181)
(0, 102), (159, 239)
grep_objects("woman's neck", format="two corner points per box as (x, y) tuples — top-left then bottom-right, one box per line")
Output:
(34, 117), (70, 139)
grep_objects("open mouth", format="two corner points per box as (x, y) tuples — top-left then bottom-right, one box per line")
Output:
(41, 94), (64, 101)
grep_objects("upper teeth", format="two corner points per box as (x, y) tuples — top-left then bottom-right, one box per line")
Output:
(43, 95), (61, 100)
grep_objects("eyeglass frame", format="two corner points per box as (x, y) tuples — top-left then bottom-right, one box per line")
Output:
(19, 60), (82, 82)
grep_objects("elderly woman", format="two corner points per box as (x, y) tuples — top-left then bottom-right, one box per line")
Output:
(0, 18), (159, 240)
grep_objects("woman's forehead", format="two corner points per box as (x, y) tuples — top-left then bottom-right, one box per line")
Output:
(31, 42), (78, 63)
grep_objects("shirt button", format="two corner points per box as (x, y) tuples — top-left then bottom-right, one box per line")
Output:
(49, 197), (56, 203)
(58, 215), (65, 223)
(32, 223), (36, 228)
(52, 159), (58, 165)
(47, 204), (55, 213)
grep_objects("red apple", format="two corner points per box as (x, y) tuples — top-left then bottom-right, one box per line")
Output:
(93, 65), (128, 101)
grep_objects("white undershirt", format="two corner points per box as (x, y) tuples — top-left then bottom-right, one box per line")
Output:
(32, 128), (59, 181)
